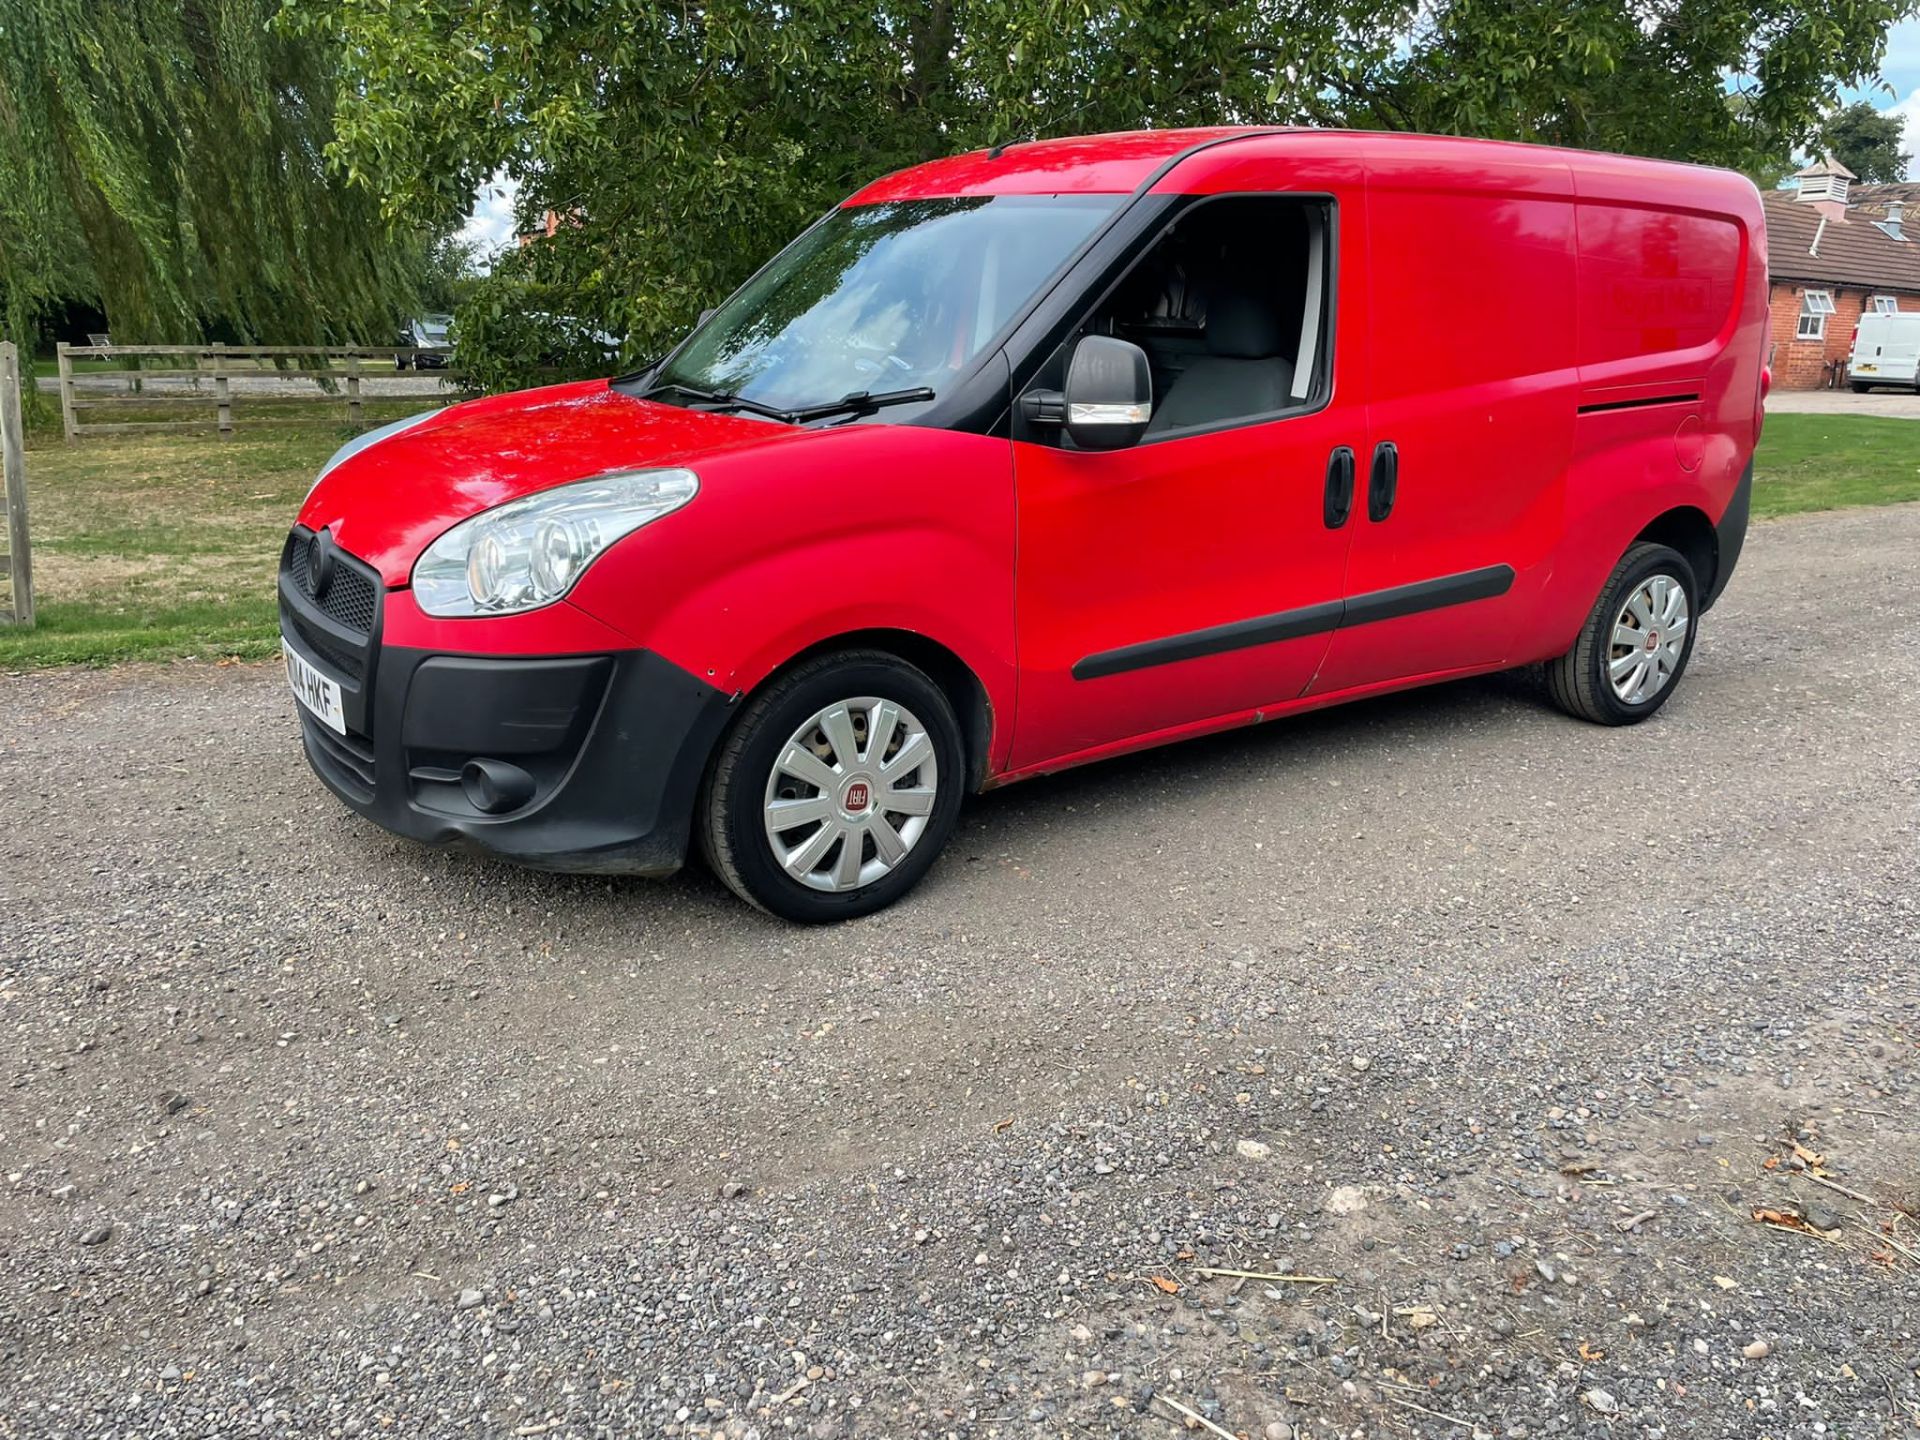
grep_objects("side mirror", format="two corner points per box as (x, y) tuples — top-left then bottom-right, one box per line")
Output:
(696, 307), (718, 327)
(1063, 336), (1152, 450)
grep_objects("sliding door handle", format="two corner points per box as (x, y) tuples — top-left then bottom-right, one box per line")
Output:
(1367, 441), (1399, 523)
(1323, 445), (1356, 529)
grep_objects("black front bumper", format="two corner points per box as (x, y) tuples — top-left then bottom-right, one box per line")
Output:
(279, 532), (732, 874)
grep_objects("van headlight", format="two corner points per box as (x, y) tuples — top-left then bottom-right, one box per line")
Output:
(411, 469), (698, 617)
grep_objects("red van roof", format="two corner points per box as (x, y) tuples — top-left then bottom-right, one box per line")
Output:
(846, 128), (1761, 216)
(844, 128), (1270, 204)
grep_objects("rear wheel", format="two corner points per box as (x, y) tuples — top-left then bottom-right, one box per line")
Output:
(1850, 380), (1871, 393)
(1545, 542), (1698, 725)
(699, 651), (965, 922)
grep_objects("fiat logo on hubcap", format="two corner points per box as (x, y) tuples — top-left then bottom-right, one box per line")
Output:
(1644, 631), (1660, 650)
(843, 779), (871, 812)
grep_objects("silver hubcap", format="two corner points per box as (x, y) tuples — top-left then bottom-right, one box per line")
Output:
(762, 696), (938, 892)
(1608, 573), (1689, 704)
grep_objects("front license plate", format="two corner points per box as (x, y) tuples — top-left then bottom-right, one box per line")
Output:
(284, 643), (347, 735)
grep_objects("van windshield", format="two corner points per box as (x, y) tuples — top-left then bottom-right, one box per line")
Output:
(648, 195), (1119, 416)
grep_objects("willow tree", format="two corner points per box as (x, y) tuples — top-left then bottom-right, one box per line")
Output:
(296, 0), (1915, 390)
(0, 0), (425, 353)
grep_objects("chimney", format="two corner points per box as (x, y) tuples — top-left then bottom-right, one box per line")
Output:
(1888, 200), (1906, 241)
(1793, 154), (1855, 222)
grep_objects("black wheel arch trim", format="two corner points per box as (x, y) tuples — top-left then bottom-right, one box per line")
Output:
(1071, 564), (1516, 682)
(1701, 460), (1751, 611)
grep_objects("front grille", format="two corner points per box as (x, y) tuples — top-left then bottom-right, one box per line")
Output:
(279, 526), (382, 684)
(294, 621), (366, 681)
(284, 530), (379, 635)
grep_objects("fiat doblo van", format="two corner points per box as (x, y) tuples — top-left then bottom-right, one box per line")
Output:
(282, 128), (1765, 921)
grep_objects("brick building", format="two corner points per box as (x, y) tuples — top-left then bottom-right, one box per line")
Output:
(1763, 158), (1920, 389)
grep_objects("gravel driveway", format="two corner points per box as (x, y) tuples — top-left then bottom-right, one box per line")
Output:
(1766, 387), (1920, 418)
(2, 505), (1917, 1440)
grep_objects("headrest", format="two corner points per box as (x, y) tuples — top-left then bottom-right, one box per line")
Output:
(1204, 284), (1285, 359)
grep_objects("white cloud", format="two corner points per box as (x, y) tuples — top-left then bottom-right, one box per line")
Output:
(457, 171), (520, 265)
(1883, 19), (1920, 81)
(1884, 90), (1920, 177)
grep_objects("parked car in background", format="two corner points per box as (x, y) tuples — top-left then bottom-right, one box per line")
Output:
(395, 314), (454, 369)
(1848, 310), (1920, 392)
(281, 128), (1764, 921)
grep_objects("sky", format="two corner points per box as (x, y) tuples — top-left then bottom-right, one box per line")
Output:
(458, 172), (520, 260)
(454, 20), (1920, 252)
(1876, 18), (1920, 167)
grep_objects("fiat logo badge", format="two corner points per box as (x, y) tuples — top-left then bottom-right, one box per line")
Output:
(307, 528), (337, 601)
(844, 780), (871, 812)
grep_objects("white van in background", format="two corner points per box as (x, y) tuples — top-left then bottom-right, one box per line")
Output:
(1848, 311), (1920, 392)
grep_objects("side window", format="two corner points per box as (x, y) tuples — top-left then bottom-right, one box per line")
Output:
(1797, 289), (1835, 340)
(1075, 196), (1333, 441)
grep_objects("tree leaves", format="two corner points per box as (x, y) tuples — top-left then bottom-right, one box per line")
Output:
(1819, 99), (1913, 182)
(298, 0), (1917, 390)
(0, 0), (432, 350)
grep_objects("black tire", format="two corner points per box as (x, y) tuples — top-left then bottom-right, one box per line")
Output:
(1850, 380), (1870, 393)
(1545, 542), (1699, 725)
(698, 650), (965, 922)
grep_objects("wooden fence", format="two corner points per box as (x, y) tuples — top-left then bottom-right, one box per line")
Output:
(0, 341), (32, 625)
(55, 342), (460, 442)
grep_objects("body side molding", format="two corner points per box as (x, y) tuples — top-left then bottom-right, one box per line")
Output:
(1072, 564), (1516, 681)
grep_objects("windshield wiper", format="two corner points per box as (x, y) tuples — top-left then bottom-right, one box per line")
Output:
(784, 387), (936, 423)
(638, 380), (796, 424)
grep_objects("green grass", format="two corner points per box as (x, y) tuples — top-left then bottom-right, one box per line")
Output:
(0, 425), (346, 668)
(1752, 414), (1920, 517)
(0, 410), (1915, 670)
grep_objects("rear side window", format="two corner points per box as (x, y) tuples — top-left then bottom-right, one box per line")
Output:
(1577, 206), (1741, 363)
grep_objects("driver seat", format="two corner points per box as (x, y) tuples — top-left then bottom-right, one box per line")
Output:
(1146, 284), (1295, 435)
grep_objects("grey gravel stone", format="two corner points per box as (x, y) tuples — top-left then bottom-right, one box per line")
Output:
(0, 504), (1916, 1439)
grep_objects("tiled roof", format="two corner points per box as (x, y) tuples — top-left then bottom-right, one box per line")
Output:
(1761, 191), (1920, 293)
(1850, 180), (1920, 219)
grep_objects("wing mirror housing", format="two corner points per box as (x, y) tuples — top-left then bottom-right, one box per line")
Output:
(1024, 336), (1153, 450)
(1063, 335), (1152, 450)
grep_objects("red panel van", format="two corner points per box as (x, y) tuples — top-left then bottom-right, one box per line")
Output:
(281, 129), (1766, 920)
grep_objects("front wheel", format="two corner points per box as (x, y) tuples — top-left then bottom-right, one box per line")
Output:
(1545, 542), (1698, 725)
(699, 651), (965, 922)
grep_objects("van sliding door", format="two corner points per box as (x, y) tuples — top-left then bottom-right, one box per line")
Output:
(1308, 150), (1578, 696)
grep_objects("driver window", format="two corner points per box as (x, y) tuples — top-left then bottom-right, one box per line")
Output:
(1084, 195), (1332, 438)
